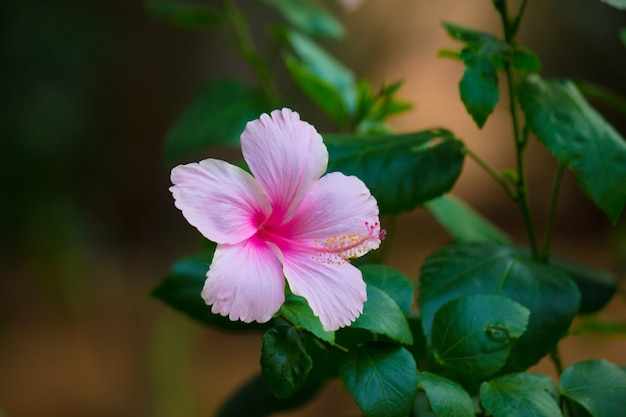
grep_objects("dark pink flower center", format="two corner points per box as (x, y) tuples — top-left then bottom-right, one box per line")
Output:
(256, 221), (385, 264)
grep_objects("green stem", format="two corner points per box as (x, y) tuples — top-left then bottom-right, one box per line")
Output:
(279, 314), (350, 353)
(497, 1), (540, 259)
(463, 146), (518, 200)
(220, 0), (279, 103)
(511, 0), (529, 38)
(542, 165), (565, 263)
(550, 346), (574, 416)
(549, 346), (565, 375)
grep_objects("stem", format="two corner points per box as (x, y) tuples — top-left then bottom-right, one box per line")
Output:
(496, 0), (540, 258)
(549, 346), (565, 375)
(220, 0), (279, 103)
(463, 146), (518, 200)
(550, 346), (574, 416)
(279, 314), (350, 353)
(542, 165), (565, 263)
(511, 0), (529, 38)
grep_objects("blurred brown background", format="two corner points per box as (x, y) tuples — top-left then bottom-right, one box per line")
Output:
(0, 0), (625, 416)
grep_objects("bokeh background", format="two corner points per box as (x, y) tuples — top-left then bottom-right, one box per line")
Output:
(1, 0), (625, 416)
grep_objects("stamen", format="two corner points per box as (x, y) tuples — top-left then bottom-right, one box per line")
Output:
(314, 221), (384, 264)
(256, 221), (385, 265)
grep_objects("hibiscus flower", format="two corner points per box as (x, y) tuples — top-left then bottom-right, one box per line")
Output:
(170, 108), (383, 331)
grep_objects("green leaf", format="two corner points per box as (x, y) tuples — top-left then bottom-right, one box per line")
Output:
(574, 318), (626, 336)
(340, 343), (418, 417)
(512, 48), (542, 74)
(620, 27), (626, 48)
(215, 373), (321, 417)
(458, 48), (500, 128)
(431, 294), (529, 380)
(550, 257), (618, 314)
(151, 251), (268, 331)
(560, 359), (626, 417)
(355, 80), (413, 135)
(444, 22), (506, 46)
(424, 194), (511, 245)
(599, 0), (626, 10)
(284, 55), (349, 124)
(285, 30), (357, 114)
(324, 129), (465, 215)
(300, 332), (343, 382)
(145, 0), (221, 29)
(443, 22), (509, 128)
(164, 79), (272, 164)
(262, 0), (344, 39)
(261, 321), (313, 398)
(480, 373), (561, 417)
(279, 294), (334, 343)
(517, 75), (626, 223)
(351, 285), (413, 345)
(417, 372), (475, 417)
(419, 242), (580, 373)
(360, 264), (414, 315)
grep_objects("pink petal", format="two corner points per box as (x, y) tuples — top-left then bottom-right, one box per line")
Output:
(202, 237), (285, 323)
(281, 248), (367, 331)
(241, 109), (328, 225)
(283, 172), (382, 259)
(170, 159), (272, 245)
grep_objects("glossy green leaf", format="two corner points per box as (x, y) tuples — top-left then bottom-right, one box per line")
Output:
(620, 27), (626, 47)
(444, 22), (506, 46)
(443, 23), (508, 128)
(419, 242), (580, 373)
(146, 1), (221, 29)
(262, 0), (344, 39)
(285, 30), (357, 114)
(151, 251), (268, 331)
(279, 295), (334, 343)
(261, 321), (313, 398)
(480, 373), (561, 417)
(550, 257), (618, 314)
(518, 75), (626, 223)
(215, 373), (321, 417)
(458, 48), (500, 128)
(417, 372), (475, 417)
(285, 55), (348, 124)
(599, 0), (626, 9)
(432, 295), (529, 380)
(324, 129), (465, 215)
(340, 343), (418, 417)
(425, 194), (511, 245)
(360, 264), (414, 315)
(164, 79), (272, 164)
(560, 359), (626, 417)
(351, 285), (413, 345)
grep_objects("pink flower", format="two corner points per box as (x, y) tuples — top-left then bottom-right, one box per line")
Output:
(170, 108), (383, 331)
